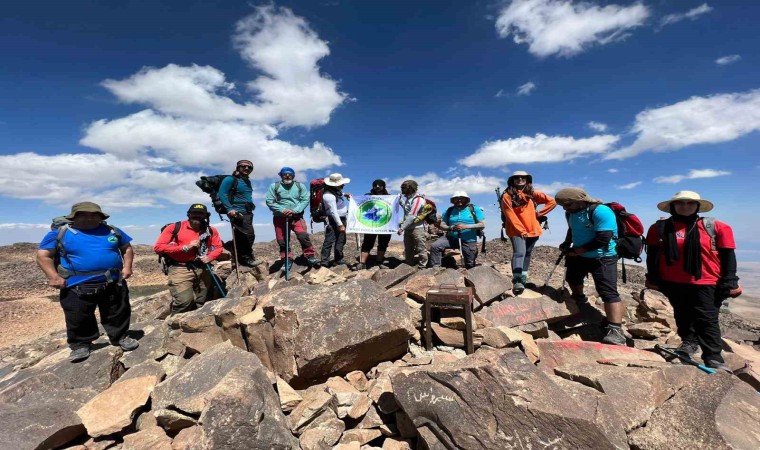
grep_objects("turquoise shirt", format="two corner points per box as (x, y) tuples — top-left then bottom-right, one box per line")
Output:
(442, 205), (485, 243)
(569, 204), (618, 258)
(219, 176), (253, 213)
(265, 182), (309, 216)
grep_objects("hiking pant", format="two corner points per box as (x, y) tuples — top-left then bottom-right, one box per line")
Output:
(404, 226), (429, 268)
(231, 212), (255, 261)
(361, 233), (391, 253)
(274, 216), (315, 260)
(661, 283), (723, 362)
(430, 236), (478, 269)
(167, 265), (211, 315)
(565, 256), (620, 303)
(59, 281), (131, 349)
(321, 216), (347, 265)
(510, 236), (539, 275)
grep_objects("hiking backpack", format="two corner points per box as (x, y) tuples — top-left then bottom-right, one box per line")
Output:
(587, 202), (645, 261)
(195, 175), (239, 216)
(309, 179), (327, 222)
(416, 197), (438, 225)
(50, 216), (123, 279)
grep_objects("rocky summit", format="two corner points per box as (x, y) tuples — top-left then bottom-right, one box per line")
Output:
(0, 239), (759, 449)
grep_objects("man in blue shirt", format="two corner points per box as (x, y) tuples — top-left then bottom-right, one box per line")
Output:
(430, 191), (485, 269)
(556, 188), (625, 346)
(36, 202), (138, 362)
(218, 159), (260, 267)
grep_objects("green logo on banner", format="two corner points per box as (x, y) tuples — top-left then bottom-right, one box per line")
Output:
(356, 199), (392, 228)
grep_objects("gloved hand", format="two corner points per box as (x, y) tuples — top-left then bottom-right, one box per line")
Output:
(559, 241), (572, 253)
(716, 277), (742, 299)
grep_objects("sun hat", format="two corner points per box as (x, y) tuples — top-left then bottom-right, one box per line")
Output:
(657, 191), (713, 213)
(64, 202), (109, 220)
(555, 188), (601, 206)
(324, 173), (351, 187)
(508, 170), (533, 186)
(450, 191), (470, 202)
(187, 203), (210, 216)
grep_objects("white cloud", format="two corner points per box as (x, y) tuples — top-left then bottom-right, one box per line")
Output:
(653, 169), (731, 184)
(587, 121), (608, 132)
(460, 133), (620, 168)
(715, 54), (741, 65)
(517, 81), (536, 96)
(616, 181), (641, 190)
(606, 89), (760, 159)
(607, 168), (619, 173)
(0, 223), (50, 230)
(495, 89), (506, 98)
(660, 3), (712, 28)
(386, 173), (504, 197)
(495, 0), (650, 57)
(533, 181), (575, 195)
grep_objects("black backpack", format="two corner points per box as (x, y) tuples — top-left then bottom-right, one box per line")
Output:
(196, 175), (239, 216)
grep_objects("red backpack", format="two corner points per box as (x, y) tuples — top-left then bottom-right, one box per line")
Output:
(589, 202), (645, 261)
(309, 179), (326, 222)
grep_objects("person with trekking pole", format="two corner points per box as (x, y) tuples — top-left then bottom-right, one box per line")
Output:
(219, 159), (261, 268)
(430, 191), (485, 270)
(36, 202), (139, 362)
(266, 167), (318, 273)
(320, 173), (352, 268)
(644, 191), (741, 372)
(500, 171), (556, 295)
(154, 204), (224, 315)
(555, 187), (626, 346)
(356, 179), (393, 270)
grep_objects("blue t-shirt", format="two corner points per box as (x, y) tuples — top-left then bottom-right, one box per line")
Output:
(443, 205), (485, 243)
(219, 176), (253, 213)
(569, 204), (617, 258)
(39, 224), (132, 287)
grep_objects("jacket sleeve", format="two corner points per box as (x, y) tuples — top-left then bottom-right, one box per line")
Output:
(644, 224), (662, 283)
(399, 196), (423, 230)
(218, 177), (235, 212)
(207, 227), (224, 261)
(294, 183), (309, 214)
(500, 193), (527, 235)
(534, 192), (557, 217)
(265, 183), (283, 214)
(153, 224), (185, 257)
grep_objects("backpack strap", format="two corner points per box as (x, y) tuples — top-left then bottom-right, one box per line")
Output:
(467, 204), (480, 224)
(443, 206), (453, 223)
(55, 225), (123, 282)
(170, 222), (181, 244)
(701, 217), (717, 251)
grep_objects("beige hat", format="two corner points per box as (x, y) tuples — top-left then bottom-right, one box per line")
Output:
(508, 170), (533, 186)
(657, 191), (713, 213)
(324, 173), (351, 187)
(554, 187), (601, 206)
(64, 201), (109, 220)
(450, 191), (470, 203)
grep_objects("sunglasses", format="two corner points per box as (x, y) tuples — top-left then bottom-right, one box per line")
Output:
(238, 165), (253, 170)
(514, 176), (527, 180)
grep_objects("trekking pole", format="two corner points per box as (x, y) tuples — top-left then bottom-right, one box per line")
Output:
(541, 252), (565, 291)
(229, 218), (241, 283)
(205, 263), (227, 297)
(355, 233), (360, 261)
(654, 345), (716, 374)
(285, 219), (290, 281)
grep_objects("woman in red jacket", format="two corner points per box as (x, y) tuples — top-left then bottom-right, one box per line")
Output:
(645, 191), (741, 372)
(500, 171), (556, 295)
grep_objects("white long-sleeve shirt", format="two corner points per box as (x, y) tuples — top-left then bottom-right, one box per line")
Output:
(323, 191), (347, 223)
(400, 194), (426, 230)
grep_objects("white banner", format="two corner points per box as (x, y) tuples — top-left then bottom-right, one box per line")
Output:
(347, 195), (402, 234)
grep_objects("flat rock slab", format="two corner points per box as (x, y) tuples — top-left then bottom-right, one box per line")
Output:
(476, 294), (578, 328)
(119, 320), (175, 369)
(372, 264), (417, 289)
(536, 340), (665, 373)
(628, 372), (760, 450)
(464, 266), (511, 304)
(391, 348), (618, 449)
(122, 426), (172, 450)
(78, 375), (160, 437)
(251, 279), (415, 386)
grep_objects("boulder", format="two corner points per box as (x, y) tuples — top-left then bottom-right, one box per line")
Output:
(298, 408), (344, 450)
(430, 323), (483, 348)
(629, 372), (760, 449)
(304, 267), (346, 286)
(402, 268), (439, 301)
(637, 288), (676, 328)
(131, 290), (172, 322)
(345, 370), (369, 392)
(119, 320), (178, 369)
(326, 376), (371, 419)
(371, 264), (417, 289)
(288, 389), (333, 434)
(382, 438), (413, 450)
(118, 359), (166, 383)
(535, 340), (665, 373)
(627, 321), (672, 339)
(390, 348), (618, 449)
(171, 426), (202, 450)
(464, 266), (511, 304)
(516, 320), (549, 339)
(0, 371), (71, 403)
(154, 408), (196, 432)
(122, 426), (172, 450)
(177, 328), (226, 354)
(476, 294), (578, 328)
(249, 280), (415, 386)
(276, 376), (302, 412)
(77, 375), (160, 437)
(339, 429), (382, 446)
(722, 338), (760, 390)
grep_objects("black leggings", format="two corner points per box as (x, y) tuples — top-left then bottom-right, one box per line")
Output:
(661, 283), (722, 362)
(360, 233), (391, 253)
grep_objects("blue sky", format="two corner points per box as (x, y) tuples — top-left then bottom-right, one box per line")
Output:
(1, 0), (758, 264)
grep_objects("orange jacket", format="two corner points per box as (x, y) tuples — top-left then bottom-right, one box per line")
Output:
(500, 190), (556, 238)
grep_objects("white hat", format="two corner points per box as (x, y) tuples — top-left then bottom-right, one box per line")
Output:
(657, 191), (714, 213)
(508, 170), (533, 185)
(450, 191), (470, 203)
(324, 173), (351, 187)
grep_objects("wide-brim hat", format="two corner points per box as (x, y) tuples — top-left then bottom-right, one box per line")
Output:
(324, 173), (350, 187)
(555, 187), (601, 206)
(657, 191), (714, 213)
(508, 170), (533, 186)
(64, 201), (109, 220)
(450, 190), (470, 202)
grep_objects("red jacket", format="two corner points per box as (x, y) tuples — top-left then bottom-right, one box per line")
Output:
(153, 221), (223, 263)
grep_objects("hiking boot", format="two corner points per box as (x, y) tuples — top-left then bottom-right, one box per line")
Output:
(675, 341), (699, 358)
(719, 299), (730, 313)
(280, 259), (293, 272)
(69, 346), (91, 363)
(601, 325), (627, 346)
(512, 273), (525, 295)
(522, 272), (536, 289)
(117, 336), (139, 351)
(704, 358), (731, 373)
(306, 256), (319, 267)
(333, 260), (348, 266)
(354, 263), (366, 271)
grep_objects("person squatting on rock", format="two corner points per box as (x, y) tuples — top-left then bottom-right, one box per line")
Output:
(153, 204), (224, 315)
(397, 180), (430, 269)
(644, 191), (741, 372)
(556, 188), (627, 346)
(36, 202), (139, 362)
(430, 191), (485, 269)
(500, 170), (556, 294)
(218, 159), (260, 267)
(320, 173), (352, 267)
(266, 167), (318, 272)
(356, 179), (392, 270)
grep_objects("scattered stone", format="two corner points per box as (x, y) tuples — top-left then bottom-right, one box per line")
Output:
(298, 408), (344, 450)
(135, 410), (158, 430)
(371, 264), (417, 289)
(154, 408), (196, 432)
(122, 426), (172, 450)
(516, 320), (550, 339)
(382, 438), (413, 450)
(367, 372), (398, 414)
(118, 359), (166, 384)
(637, 289), (676, 328)
(304, 267), (346, 286)
(327, 376), (371, 419)
(345, 370), (369, 392)
(477, 294), (578, 328)
(288, 389), (333, 434)
(77, 375), (160, 437)
(356, 405), (385, 429)
(170, 425), (202, 450)
(430, 323), (483, 348)
(627, 321), (671, 339)
(276, 376), (302, 412)
(402, 269), (439, 301)
(339, 428), (382, 446)
(723, 338), (760, 390)
(535, 340), (665, 373)
(464, 266), (511, 304)
(119, 320), (175, 369)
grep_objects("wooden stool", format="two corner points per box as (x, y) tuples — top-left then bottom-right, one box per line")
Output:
(424, 284), (475, 354)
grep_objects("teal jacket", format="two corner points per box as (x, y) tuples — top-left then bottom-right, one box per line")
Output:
(265, 182), (309, 216)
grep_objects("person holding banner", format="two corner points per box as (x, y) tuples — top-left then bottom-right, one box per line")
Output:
(356, 179), (393, 270)
(320, 173), (351, 267)
(430, 191), (485, 269)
